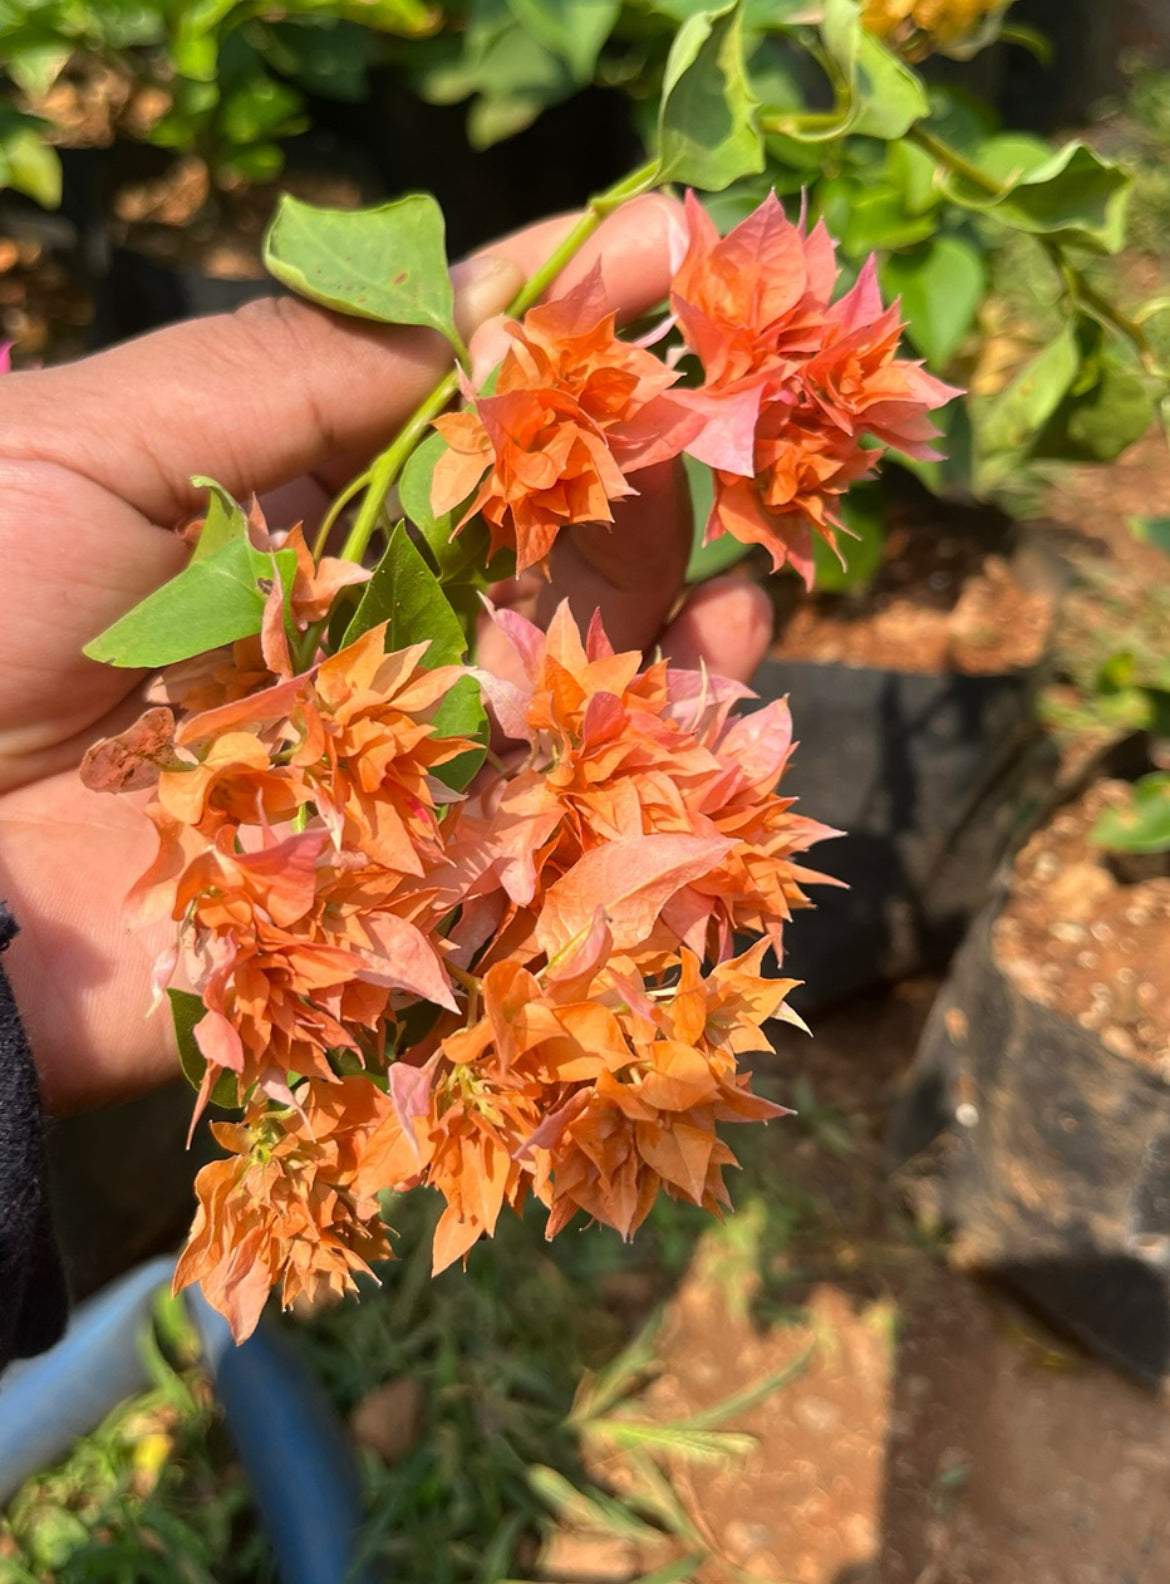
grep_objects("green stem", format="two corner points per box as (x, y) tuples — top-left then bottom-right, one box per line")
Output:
(907, 125), (1003, 198)
(311, 467), (370, 561)
(506, 159), (661, 317)
(337, 369), (458, 565)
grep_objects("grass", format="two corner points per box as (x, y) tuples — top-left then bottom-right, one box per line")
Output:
(1, 1065), (838, 1584)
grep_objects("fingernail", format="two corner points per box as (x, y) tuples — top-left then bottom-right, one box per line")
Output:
(451, 254), (525, 338)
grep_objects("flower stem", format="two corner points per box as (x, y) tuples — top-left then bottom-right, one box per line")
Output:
(506, 159), (661, 318)
(337, 369), (459, 565)
(311, 467), (370, 562)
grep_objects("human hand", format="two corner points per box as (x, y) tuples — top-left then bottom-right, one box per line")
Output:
(0, 195), (772, 1114)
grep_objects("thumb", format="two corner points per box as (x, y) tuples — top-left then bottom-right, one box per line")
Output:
(2, 253), (524, 526)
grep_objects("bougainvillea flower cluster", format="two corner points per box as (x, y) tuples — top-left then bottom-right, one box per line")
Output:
(89, 593), (825, 1337)
(431, 266), (701, 574)
(435, 193), (956, 587)
(81, 189), (952, 1342)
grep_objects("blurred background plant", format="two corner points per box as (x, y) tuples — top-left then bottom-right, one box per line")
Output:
(4, 0), (1165, 569)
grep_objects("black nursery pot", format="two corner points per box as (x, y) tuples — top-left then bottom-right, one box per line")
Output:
(887, 891), (1170, 1384)
(754, 654), (1054, 1013)
(45, 1081), (219, 1301)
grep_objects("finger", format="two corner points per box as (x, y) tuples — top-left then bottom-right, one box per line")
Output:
(659, 576), (774, 683)
(0, 459), (186, 771)
(534, 459), (691, 654)
(476, 193), (687, 321)
(2, 254), (524, 526)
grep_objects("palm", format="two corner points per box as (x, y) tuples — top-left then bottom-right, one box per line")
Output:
(0, 770), (172, 1110)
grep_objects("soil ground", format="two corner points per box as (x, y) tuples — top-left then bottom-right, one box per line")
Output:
(768, 491), (1053, 677)
(561, 978), (1170, 1584)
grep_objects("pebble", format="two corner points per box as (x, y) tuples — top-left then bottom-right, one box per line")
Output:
(724, 1521), (774, 1559)
(1102, 1025), (1137, 1059)
(1075, 950), (1100, 969)
(794, 1395), (842, 1433)
(1090, 921), (1114, 942)
(1034, 852), (1062, 882)
(1050, 921), (1087, 944)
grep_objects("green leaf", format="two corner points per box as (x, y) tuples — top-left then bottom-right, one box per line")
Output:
(345, 520), (466, 659)
(216, 140), (285, 183)
(684, 455), (750, 581)
(820, 0), (860, 82)
(993, 142), (1132, 253)
(970, 132), (1051, 186)
(886, 138), (942, 216)
(944, 138), (1133, 254)
(263, 193), (462, 351)
(1031, 354), (1153, 464)
(851, 33), (929, 141)
(979, 323), (1079, 456)
(217, 73), (305, 144)
(169, 989), (240, 1109)
(812, 482), (885, 592)
(880, 235), (986, 368)
(0, 125), (62, 208)
(7, 45), (70, 98)
(830, 183), (935, 255)
(1091, 774), (1170, 855)
(344, 523), (486, 788)
(658, 1), (765, 193)
(590, 1417), (756, 1463)
(398, 432), (482, 578)
(625, 1556), (707, 1584)
(188, 475), (248, 561)
(526, 1466), (660, 1541)
(84, 537), (297, 669)
(504, 0), (619, 82)
(1130, 516), (1170, 555)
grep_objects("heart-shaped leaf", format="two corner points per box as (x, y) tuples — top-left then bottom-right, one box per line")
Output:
(658, 1), (765, 193)
(84, 529), (297, 669)
(264, 193), (462, 351)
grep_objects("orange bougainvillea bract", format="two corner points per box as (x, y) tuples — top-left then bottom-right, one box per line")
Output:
(80, 187), (960, 1341)
(672, 192), (959, 587)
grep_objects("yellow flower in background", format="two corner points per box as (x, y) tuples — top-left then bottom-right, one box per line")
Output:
(861, 0), (1015, 56)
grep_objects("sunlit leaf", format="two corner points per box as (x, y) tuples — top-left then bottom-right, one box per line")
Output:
(264, 193), (461, 349)
(345, 522), (486, 788)
(1091, 774), (1170, 855)
(880, 235), (986, 368)
(979, 322), (1079, 456)
(658, 1), (765, 193)
(84, 536), (297, 669)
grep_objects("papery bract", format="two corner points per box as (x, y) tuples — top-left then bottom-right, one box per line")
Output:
(431, 266), (699, 574)
(672, 192), (959, 587)
(174, 1080), (398, 1339)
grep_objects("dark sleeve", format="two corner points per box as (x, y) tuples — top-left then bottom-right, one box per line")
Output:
(0, 904), (68, 1370)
